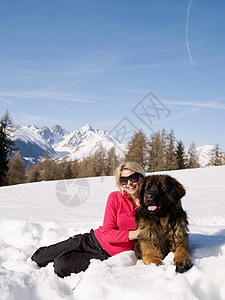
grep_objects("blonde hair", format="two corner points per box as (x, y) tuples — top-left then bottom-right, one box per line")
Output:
(115, 162), (146, 193)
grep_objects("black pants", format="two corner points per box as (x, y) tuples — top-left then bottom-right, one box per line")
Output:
(31, 230), (110, 278)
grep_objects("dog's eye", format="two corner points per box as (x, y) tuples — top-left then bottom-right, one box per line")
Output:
(157, 182), (166, 191)
(161, 185), (166, 191)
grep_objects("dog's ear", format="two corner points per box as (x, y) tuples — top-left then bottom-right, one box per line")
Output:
(139, 178), (146, 204)
(168, 176), (186, 201)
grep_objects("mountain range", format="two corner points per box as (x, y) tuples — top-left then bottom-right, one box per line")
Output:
(12, 124), (126, 165)
(11, 123), (213, 167)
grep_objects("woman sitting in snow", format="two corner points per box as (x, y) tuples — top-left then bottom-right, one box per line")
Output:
(31, 162), (145, 278)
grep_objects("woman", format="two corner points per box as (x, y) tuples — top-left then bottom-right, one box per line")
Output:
(31, 162), (145, 278)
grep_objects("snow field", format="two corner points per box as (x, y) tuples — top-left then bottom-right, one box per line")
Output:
(0, 166), (225, 299)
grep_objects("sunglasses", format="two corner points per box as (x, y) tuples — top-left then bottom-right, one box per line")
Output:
(119, 172), (142, 186)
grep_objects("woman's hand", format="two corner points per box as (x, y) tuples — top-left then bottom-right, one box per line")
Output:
(128, 227), (142, 240)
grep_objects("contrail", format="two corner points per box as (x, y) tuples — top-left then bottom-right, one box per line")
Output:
(186, 0), (200, 76)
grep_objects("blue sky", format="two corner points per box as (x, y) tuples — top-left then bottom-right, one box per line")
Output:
(0, 0), (225, 149)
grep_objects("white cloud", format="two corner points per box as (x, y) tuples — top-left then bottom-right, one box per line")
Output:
(163, 97), (225, 110)
(0, 90), (97, 104)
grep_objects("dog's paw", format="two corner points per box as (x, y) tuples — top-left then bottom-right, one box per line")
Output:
(175, 259), (192, 273)
(143, 256), (162, 266)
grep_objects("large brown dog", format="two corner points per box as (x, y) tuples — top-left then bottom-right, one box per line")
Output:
(134, 174), (192, 273)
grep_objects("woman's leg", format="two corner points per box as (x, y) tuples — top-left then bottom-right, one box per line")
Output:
(53, 251), (109, 278)
(31, 234), (87, 267)
(31, 230), (109, 268)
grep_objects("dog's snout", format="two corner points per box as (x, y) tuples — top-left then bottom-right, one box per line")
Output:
(146, 192), (156, 202)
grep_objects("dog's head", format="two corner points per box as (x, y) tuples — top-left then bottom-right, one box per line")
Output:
(139, 175), (186, 217)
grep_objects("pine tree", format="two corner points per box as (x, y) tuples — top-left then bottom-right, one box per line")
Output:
(165, 129), (177, 170)
(6, 152), (26, 185)
(61, 159), (73, 179)
(208, 143), (223, 166)
(72, 159), (80, 178)
(27, 164), (38, 182)
(176, 140), (188, 169)
(125, 130), (148, 168)
(92, 145), (107, 176)
(187, 142), (200, 168)
(161, 129), (168, 170)
(147, 131), (164, 172)
(42, 150), (60, 181)
(105, 147), (121, 176)
(0, 111), (16, 186)
(0, 123), (8, 186)
(78, 157), (95, 178)
(27, 161), (42, 182)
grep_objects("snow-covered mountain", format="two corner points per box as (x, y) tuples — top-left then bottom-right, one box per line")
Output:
(12, 123), (213, 166)
(12, 124), (126, 165)
(196, 144), (214, 167)
(54, 123), (126, 161)
(12, 125), (57, 164)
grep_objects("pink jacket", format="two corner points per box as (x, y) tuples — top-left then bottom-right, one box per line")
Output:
(94, 191), (139, 256)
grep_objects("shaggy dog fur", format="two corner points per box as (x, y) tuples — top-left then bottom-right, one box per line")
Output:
(134, 175), (192, 273)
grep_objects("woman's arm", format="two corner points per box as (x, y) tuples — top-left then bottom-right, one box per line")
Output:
(101, 193), (131, 243)
(128, 227), (142, 240)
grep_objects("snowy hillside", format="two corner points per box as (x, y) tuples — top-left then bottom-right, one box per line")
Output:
(0, 166), (225, 300)
(12, 124), (126, 164)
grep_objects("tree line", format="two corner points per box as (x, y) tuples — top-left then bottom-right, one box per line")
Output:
(125, 129), (201, 171)
(4, 146), (122, 186)
(1, 111), (225, 186)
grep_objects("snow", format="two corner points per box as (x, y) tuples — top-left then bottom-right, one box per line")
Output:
(0, 166), (225, 300)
